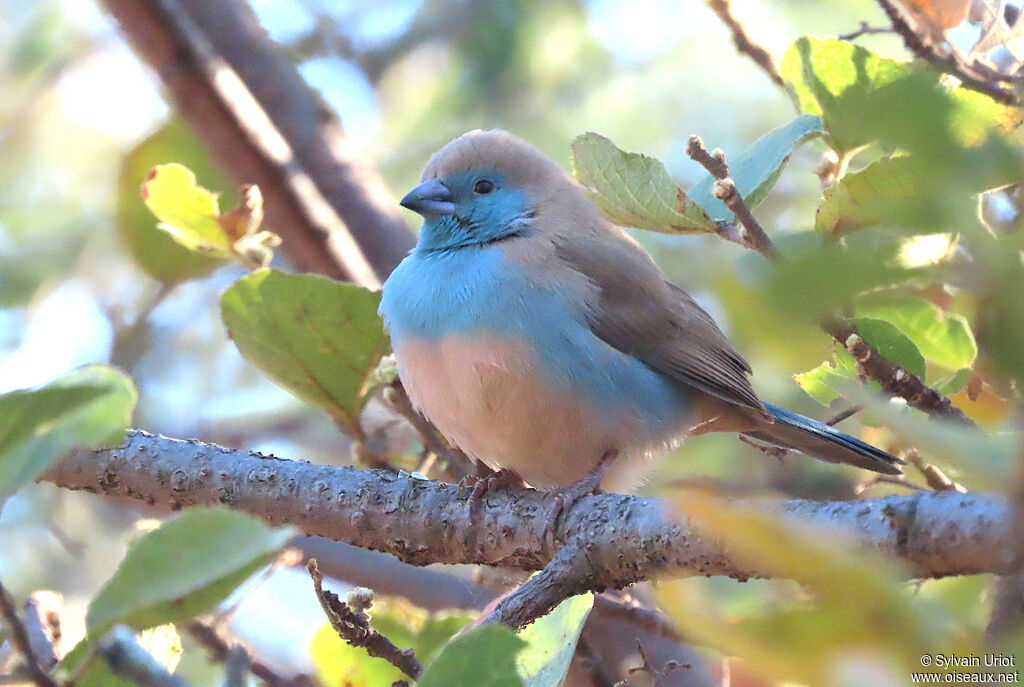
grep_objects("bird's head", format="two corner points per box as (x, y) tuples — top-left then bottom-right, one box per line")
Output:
(399, 130), (571, 252)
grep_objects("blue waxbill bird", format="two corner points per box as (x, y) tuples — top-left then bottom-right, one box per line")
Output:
(379, 130), (902, 493)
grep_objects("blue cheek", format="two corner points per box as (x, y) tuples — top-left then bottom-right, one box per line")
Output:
(463, 189), (530, 236)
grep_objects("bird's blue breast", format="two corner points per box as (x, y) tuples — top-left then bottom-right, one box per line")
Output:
(379, 244), (694, 433)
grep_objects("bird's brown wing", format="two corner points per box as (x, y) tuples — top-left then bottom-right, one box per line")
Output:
(554, 227), (768, 417)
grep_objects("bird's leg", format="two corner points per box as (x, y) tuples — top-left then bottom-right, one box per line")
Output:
(545, 449), (619, 539)
(460, 460), (527, 508)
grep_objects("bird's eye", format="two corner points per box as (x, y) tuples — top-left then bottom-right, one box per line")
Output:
(473, 179), (495, 195)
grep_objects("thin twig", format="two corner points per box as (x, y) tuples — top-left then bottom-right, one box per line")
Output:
(626, 641), (689, 686)
(875, 0), (1020, 105)
(222, 646), (249, 687)
(307, 559), (422, 679)
(686, 136), (780, 261)
(0, 580), (56, 687)
(824, 319), (976, 426)
(838, 21), (894, 41)
(575, 633), (619, 687)
(21, 594), (60, 673)
(904, 448), (968, 493)
(705, 0), (786, 88)
(825, 404), (864, 426)
(96, 626), (188, 687)
(593, 595), (682, 643)
(185, 620), (316, 687)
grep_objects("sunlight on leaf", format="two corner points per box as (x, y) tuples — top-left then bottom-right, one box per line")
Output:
(782, 37), (910, 154)
(141, 163), (233, 257)
(119, 121), (230, 282)
(794, 353), (858, 407)
(857, 297), (977, 371)
(516, 593), (593, 687)
(657, 491), (966, 686)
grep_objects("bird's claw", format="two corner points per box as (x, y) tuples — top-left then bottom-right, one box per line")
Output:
(460, 467), (526, 509)
(544, 449), (619, 546)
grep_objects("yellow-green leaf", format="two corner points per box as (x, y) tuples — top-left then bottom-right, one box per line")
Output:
(118, 120), (230, 282)
(516, 594), (593, 687)
(857, 298), (977, 371)
(782, 37), (910, 154)
(141, 163), (233, 258)
(794, 355), (858, 407)
(310, 599), (476, 687)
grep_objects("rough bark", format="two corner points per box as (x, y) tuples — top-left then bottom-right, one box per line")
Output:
(100, 0), (414, 286)
(42, 431), (1014, 586)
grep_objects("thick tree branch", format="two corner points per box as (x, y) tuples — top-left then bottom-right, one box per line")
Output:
(41, 431), (1013, 618)
(100, 0), (414, 285)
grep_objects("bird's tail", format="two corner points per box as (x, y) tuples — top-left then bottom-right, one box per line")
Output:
(741, 403), (904, 475)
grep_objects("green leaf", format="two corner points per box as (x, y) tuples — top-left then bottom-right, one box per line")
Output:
(815, 156), (923, 234)
(689, 115), (824, 221)
(516, 594), (593, 687)
(418, 624), (527, 687)
(220, 269), (389, 432)
(86, 508), (293, 637)
(118, 120), (231, 283)
(0, 365), (136, 496)
(850, 317), (927, 379)
(934, 367), (971, 395)
(794, 357), (857, 407)
(781, 37), (910, 153)
(141, 163), (233, 258)
(570, 132), (716, 234)
(856, 298), (977, 371)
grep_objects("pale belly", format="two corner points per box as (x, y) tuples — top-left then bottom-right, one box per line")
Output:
(395, 335), (688, 490)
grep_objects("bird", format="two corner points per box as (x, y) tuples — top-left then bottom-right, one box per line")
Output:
(378, 129), (902, 494)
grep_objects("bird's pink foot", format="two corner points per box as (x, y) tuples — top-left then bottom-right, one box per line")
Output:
(545, 449), (619, 541)
(460, 463), (527, 509)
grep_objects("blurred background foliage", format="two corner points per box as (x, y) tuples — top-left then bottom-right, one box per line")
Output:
(1, 0), (1022, 685)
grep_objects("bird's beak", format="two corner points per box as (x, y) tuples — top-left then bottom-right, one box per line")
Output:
(399, 178), (455, 217)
